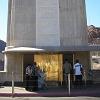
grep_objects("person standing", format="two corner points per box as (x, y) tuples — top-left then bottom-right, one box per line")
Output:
(25, 64), (33, 91)
(63, 59), (71, 86)
(73, 59), (83, 88)
(32, 62), (38, 91)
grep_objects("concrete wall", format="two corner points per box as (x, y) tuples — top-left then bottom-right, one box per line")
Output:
(7, 0), (12, 46)
(0, 53), (23, 82)
(59, 0), (88, 46)
(7, 0), (36, 47)
(7, 0), (87, 47)
(36, 0), (60, 46)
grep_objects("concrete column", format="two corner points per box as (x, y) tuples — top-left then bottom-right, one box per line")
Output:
(36, 0), (60, 46)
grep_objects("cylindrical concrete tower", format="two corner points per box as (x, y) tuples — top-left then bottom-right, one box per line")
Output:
(7, 0), (87, 48)
(7, 0), (36, 47)
(59, 0), (87, 46)
(1, 0), (91, 83)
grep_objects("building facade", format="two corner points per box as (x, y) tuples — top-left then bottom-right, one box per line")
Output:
(1, 0), (97, 86)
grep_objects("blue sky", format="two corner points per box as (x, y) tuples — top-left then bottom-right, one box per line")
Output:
(0, 0), (100, 42)
(86, 0), (100, 27)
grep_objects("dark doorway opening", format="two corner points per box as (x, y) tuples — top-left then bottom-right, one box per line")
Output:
(23, 54), (34, 81)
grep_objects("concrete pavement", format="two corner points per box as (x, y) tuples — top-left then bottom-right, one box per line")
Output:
(0, 85), (100, 97)
(0, 97), (100, 100)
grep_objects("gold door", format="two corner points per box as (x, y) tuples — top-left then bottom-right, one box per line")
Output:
(34, 54), (63, 84)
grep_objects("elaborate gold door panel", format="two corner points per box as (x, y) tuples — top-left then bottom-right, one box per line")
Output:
(34, 54), (63, 85)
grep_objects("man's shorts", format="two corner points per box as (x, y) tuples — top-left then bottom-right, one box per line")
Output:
(75, 75), (82, 81)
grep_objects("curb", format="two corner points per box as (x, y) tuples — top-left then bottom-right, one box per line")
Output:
(0, 92), (100, 97)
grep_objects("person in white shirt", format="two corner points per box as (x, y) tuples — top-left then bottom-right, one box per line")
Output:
(73, 59), (83, 87)
(26, 65), (33, 76)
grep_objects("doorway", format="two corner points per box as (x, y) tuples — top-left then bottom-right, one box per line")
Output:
(63, 53), (73, 65)
(34, 53), (63, 87)
(23, 53), (74, 88)
(23, 54), (34, 81)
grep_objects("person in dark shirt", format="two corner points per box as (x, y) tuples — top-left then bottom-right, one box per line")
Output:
(63, 59), (71, 86)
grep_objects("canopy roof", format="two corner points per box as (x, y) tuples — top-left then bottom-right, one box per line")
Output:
(3, 45), (100, 53)
(3, 47), (45, 53)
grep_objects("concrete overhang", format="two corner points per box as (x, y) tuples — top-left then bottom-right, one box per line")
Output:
(36, 45), (100, 52)
(3, 47), (45, 53)
(2, 45), (100, 53)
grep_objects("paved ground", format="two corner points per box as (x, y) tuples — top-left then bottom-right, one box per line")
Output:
(0, 84), (100, 97)
(0, 97), (100, 100)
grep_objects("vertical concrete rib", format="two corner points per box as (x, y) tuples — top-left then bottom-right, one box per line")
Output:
(59, 0), (87, 46)
(7, 0), (12, 46)
(36, 0), (60, 46)
(7, 0), (36, 47)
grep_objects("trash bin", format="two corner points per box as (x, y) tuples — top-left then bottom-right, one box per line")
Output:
(25, 75), (30, 91)
(31, 75), (38, 91)
(25, 75), (38, 91)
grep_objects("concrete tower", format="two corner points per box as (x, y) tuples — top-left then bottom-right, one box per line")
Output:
(7, 0), (87, 48)
(2, 0), (92, 83)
